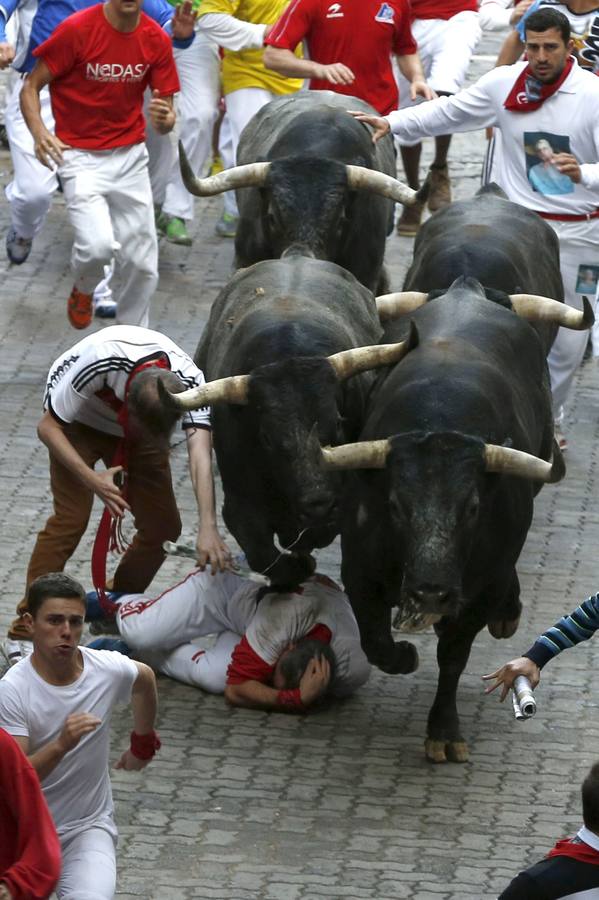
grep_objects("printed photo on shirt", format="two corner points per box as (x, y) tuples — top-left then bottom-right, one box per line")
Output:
(575, 264), (599, 295)
(524, 131), (574, 196)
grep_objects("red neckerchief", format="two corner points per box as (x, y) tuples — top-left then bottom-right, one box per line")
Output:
(504, 57), (574, 111)
(91, 355), (170, 615)
(546, 835), (599, 866)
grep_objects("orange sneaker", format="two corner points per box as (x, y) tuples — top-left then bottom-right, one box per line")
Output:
(67, 285), (93, 329)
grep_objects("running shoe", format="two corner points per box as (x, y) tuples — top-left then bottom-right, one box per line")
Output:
(67, 285), (94, 329)
(166, 216), (192, 246)
(86, 637), (132, 656)
(85, 589), (125, 621)
(93, 263), (117, 319)
(6, 227), (33, 265)
(214, 212), (238, 238)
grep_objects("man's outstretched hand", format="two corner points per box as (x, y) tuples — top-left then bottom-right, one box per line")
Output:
(482, 657), (541, 702)
(348, 111), (391, 143)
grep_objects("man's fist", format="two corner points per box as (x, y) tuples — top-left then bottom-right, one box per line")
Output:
(57, 713), (101, 753)
(299, 655), (331, 706)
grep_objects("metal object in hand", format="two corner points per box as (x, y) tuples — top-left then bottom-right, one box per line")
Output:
(512, 675), (537, 720)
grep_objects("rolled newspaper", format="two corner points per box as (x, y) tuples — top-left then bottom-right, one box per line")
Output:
(162, 541), (265, 582)
(512, 675), (537, 720)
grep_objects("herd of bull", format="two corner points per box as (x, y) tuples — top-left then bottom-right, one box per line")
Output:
(161, 91), (594, 764)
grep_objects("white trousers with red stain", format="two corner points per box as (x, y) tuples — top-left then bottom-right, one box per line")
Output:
(4, 79), (57, 240)
(57, 827), (116, 900)
(58, 144), (157, 327)
(222, 86), (277, 218)
(146, 34), (221, 221)
(116, 570), (259, 692)
(546, 216), (599, 416)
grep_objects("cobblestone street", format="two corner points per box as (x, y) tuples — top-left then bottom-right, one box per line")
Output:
(1, 30), (599, 899)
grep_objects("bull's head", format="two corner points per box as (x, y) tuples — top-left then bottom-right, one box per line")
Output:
(158, 330), (418, 538)
(322, 431), (564, 615)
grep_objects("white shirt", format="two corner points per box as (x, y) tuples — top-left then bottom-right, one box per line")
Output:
(0, 647), (138, 840)
(387, 60), (599, 213)
(246, 578), (371, 697)
(198, 13), (267, 50)
(0, 0), (38, 70)
(44, 325), (211, 436)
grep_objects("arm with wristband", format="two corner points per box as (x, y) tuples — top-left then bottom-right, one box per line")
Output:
(115, 662), (160, 771)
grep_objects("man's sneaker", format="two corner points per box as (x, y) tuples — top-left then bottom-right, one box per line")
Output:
(2, 638), (33, 667)
(396, 201), (424, 237)
(215, 212), (238, 238)
(154, 204), (168, 236)
(166, 216), (192, 246)
(6, 227), (33, 265)
(67, 285), (94, 329)
(87, 637), (132, 657)
(85, 589), (125, 621)
(427, 164), (452, 212)
(93, 263), (117, 319)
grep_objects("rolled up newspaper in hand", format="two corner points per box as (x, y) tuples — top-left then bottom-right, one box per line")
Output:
(512, 675), (537, 720)
(162, 541), (264, 581)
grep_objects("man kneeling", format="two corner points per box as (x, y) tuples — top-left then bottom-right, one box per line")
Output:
(90, 570), (371, 711)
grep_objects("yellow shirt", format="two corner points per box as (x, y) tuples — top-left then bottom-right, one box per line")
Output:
(199, 0), (303, 95)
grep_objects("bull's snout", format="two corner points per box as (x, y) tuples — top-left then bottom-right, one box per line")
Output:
(408, 584), (459, 614)
(299, 491), (338, 524)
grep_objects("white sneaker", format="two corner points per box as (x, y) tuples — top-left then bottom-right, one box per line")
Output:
(2, 638), (33, 667)
(93, 262), (117, 319)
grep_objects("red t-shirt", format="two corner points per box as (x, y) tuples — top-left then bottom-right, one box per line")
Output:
(266, 0), (417, 115)
(0, 729), (61, 900)
(410, 0), (478, 20)
(34, 5), (180, 151)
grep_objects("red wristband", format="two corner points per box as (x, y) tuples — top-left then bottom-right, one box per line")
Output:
(276, 688), (305, 710)
(130, 730), (161, 760)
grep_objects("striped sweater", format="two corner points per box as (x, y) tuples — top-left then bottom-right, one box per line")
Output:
(525, 594), (599, 668)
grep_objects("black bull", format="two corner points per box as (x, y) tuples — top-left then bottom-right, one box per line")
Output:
(335, 278), (565, 763)
(177, 91), (426, 294)
(188, 255), (408, 587)
(404, 185), (565, 353)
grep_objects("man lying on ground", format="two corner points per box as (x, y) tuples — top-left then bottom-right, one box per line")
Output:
(88, 569), (372, 712)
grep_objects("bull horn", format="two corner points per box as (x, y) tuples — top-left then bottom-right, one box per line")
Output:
(321, 439), (391, 470)
(327, 321), (419, 380)
(509, 294), (595, 331)
(179, 141), (270, 196)
(345, 164), (424, 207)
(376, 291), (429, 321)
(157, 374), (250, 410)
(483, 444), (564, 483)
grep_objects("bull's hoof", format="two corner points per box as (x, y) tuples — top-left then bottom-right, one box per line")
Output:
(374, 640), (419, 675)
(424, 739), (469, 764)
(488, 615), (521, 639)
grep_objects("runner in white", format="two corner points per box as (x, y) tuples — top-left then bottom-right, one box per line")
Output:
(5, 325), (230, 657)
(352, 7), (599, 451)
(91, 569), (371, 710)
(394, 0), (482, 235)
(0, 573), (160, 900)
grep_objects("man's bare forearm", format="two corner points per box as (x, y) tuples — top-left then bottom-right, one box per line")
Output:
(28, 739), (68, 782)
(20, 77), (46, 141)
(224, 680), (292, 710)
(263, 45), (318, 79)
(187, 428), (218, 526)
(396, 52), (426, 84)
(131, 663), (158, 734)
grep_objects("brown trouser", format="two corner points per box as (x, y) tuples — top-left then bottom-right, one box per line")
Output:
(9, 422), (181, 639)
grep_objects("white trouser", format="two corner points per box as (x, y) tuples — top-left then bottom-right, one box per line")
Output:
(395, 12), (481, 147)
(547, 216), (599, 414)
(223, 87), (276, 217)
(147, 35), (220, 220)
(57, 827), (116, 900)
(58, 144), (157, 327)
(5, 79), (58, 240)
(117, 570), (259, 689)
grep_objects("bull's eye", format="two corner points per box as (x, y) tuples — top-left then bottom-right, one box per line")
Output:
(466, 496), (480, 521)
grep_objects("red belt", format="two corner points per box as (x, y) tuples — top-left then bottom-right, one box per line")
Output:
(536, 208), (599, 222)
